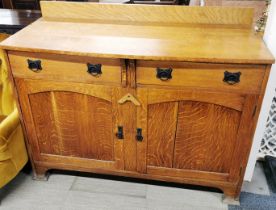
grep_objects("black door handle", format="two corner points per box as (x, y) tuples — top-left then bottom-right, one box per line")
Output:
(136, 128), (143, 142)
(116, 126), (124, 139)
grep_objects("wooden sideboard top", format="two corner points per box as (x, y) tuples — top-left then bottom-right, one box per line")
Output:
(0, 1), (274, 64)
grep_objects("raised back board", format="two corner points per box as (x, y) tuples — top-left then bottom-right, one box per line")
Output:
(40, 1), (254, 28)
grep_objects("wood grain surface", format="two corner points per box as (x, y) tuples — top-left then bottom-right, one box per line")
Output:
(113, 88), (138, 172)
(136, 88), (148, 173)
(174, 101), (241, 173)
(146, 99), (241, 173)
(204, 0), (267, 24)
(40, 1), (254, 27)
(147, 102), (178, 168)
(8, 52), (122, 85)
(147, 88), (245, 111)
(0, 2), (274, 64)
(14, 78), (125, 170)
(30, 90), (114, 160)
(137, 61), (266, 94)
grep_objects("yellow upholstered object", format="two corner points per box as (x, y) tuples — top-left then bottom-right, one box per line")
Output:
(0, 34), (28, 188)
(0, 34), (14, 115)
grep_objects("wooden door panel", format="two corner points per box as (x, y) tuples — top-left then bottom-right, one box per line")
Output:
(29, 90), (114, 160)
(112, 88), (137, 171)
(54, 91), (113, 160)
(29, 91), (60, 155)
(147, 100), (241, 173)
(15, 78), (122, 170)
(147, 102), (178, 168)
(140, 88), (246, 180)
(174, 101), (240, 173)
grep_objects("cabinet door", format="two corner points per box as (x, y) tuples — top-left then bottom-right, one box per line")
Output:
(137, 88), (258, 182)
(15, 79), (124, 171)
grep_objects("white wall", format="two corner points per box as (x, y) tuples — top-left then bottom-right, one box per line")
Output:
(245, 0), (276, 181)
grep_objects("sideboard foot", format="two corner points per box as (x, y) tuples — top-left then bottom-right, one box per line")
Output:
(222, 195), (240, 205)
(221, 187), (240, 205)
(32, 166), (49, 181)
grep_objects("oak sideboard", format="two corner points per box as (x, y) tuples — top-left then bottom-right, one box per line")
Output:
(0, 1), (274, 201)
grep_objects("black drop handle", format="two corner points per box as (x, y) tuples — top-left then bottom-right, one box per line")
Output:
(27, 59), (42, 72)
(116, 126), (124, 139)
(87, 63), (102, 77)
(223, 71), (241, 85)
(156, 68), (173, 81)
(136, 128), (143, 142)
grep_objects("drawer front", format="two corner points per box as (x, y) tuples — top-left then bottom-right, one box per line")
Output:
(8, 52), (122, 85)
(136, 61), (266, 93)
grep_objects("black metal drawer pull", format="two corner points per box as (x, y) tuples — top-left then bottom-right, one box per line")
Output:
(87, 63), (102, 77)
(27, 59), (42, 72)
(156, 68), (173, 81)
(136, 128), (143, 142)
(223, 71), (241, 85)
(116, 126), (124, 139)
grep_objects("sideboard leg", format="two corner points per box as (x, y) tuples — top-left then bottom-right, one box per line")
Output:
(32, 166), (49, 181)
(222, 187), (240, 205)
(222, 195), (240, 205)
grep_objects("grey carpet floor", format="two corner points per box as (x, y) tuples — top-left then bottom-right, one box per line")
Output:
(229, 192), (276, 210)
(229, 161), (276, 210)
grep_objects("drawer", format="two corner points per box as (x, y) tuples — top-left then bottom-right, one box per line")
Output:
(8, 52), (122, 85)
(136, 61), (266, 93)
